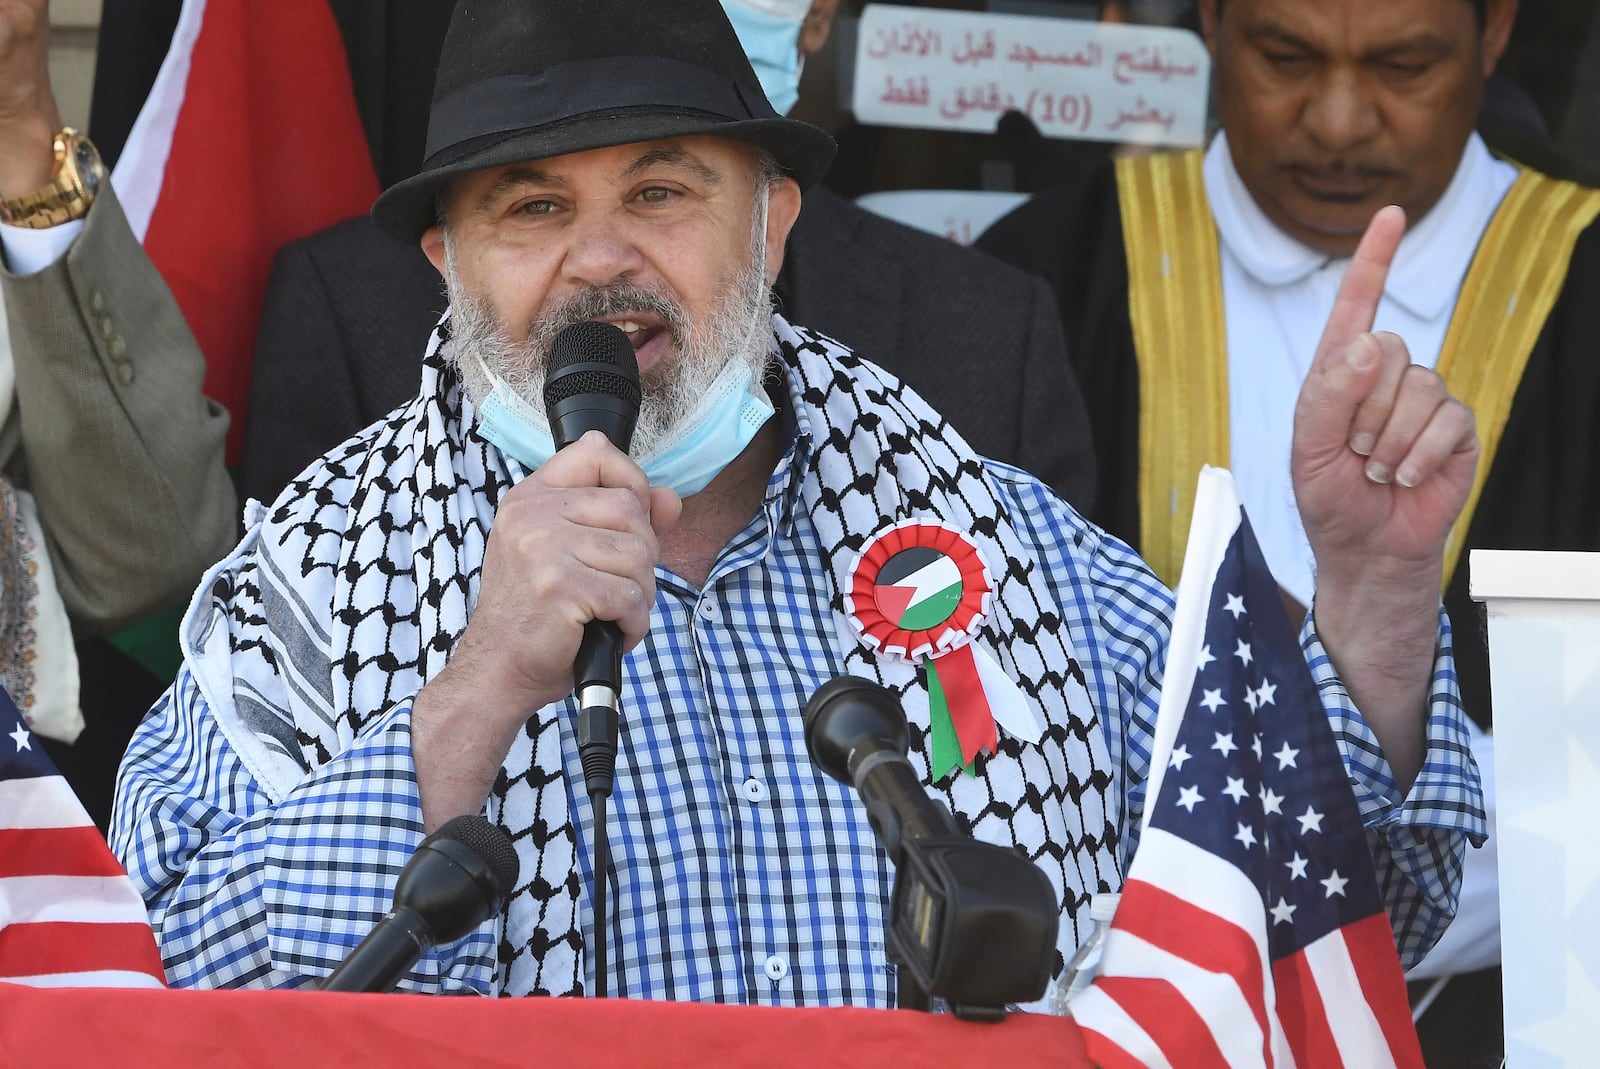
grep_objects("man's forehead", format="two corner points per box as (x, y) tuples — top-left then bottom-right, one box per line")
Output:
(474, 137), (752, 189)
(1223, 0), (1480, 38)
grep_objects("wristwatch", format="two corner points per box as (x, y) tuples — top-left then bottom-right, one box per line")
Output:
(0, 127), (106, 228)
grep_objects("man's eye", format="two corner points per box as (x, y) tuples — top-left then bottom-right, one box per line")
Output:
(638, 187), (676, 204)
(1263, 51), (1307, 69)
(515, 199), (558, 217)
(1383, 61), (1427, 79)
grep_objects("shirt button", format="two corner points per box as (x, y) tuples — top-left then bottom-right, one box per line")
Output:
(89, 289), (106, 312)
(697, 599), (716, 620)
(741, 777), (767, 803)
(114, 360), (135, 386)
(97, 313), (116, 339)
(763, 954), (788, 981)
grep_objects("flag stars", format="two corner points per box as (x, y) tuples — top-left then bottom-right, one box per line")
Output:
(1199, 688), (1226, 713)
(1234, 822), (1258, 850)
(1297, 806), (1325, 835)
(1222, 776), (1248, 803)
(8, 722), (29, 751)
(1255, 680), (1277, 708)
(1270, 897), (1297, 926)
(1321, 871), (1349, 898)
(1252, 734), (1264, 759)
(1212, 732), (1238, 757)
(1197, 644), (1216, 670)
(1259, 786), (1284, 815)
(1285, 853), (1309, 880)
(1243, 686), (1261, 711)
(1223, 593), (1246, 619)
(1169, 744), (1193, 771)
(1274, 742), (1299, 770)
(1176, 785), (1204, 812)
(1233, 639), (1253, 667)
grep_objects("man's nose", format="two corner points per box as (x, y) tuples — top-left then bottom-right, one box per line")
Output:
(1301, 69), (1382, 151)
(560, 209), (646, 288)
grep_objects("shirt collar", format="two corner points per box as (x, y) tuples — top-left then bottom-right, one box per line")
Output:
(1203, 131), (1507, 321)
(765, 344), (810, 535)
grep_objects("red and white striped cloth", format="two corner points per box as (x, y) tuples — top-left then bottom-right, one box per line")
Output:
(0, 686), (165, 988)
(111, 0), (379, 462)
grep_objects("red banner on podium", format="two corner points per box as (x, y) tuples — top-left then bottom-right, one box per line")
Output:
(0, 984), (1093, 1067)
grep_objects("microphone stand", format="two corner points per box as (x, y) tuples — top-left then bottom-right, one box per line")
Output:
(590, 790), (612, 997)
(803, 677), (1058, 1020)
(574, 620), (623, 998)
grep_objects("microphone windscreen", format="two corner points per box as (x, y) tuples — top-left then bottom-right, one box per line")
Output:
(543, 321), (641, 411)
(434, 814), (521, 899)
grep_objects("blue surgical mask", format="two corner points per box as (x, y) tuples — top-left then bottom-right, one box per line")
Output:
(722, 0), (807, 117)
(474, 353), (776, 499)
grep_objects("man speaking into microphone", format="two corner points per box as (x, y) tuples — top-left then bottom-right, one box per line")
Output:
(110, 0), (1483, 1005)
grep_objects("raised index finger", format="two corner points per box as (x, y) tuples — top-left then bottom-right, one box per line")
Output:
(1311, 205), (1406, 373)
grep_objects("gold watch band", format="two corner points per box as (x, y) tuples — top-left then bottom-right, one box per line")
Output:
(0, 128), (104, 229)
(0, 183), (94, 228)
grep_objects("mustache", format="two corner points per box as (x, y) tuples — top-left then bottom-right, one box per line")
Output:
(529, 282), (689, 352)
(1283, 159), (1403, 180)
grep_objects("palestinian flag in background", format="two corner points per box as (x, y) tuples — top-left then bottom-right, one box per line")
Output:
(109, 0), (379, 463)
(90, 0), (377, 688)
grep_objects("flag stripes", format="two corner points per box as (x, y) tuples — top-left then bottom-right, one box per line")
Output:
(1096, 975), (1234, 1068)
(1071, 987), (1176, 1069)
(1071, 468), (1425, 1068)
(1, 688), (167, 989)
(0, 826), (138, 878)
(0, 922), (167, 984)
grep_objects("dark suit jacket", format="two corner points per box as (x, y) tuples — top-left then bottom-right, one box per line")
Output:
(240, 187), (1096, 512)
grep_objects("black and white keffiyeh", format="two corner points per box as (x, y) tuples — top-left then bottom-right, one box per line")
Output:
(189, 312), (1119, 999)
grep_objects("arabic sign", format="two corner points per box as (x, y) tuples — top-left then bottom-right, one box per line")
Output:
(853, 4), (1210, 147)
(855, 189), (1028, 246)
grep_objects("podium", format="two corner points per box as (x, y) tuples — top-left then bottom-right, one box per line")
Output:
(1471, 549), (1600, 1067)
(0, 984), (1093, 1067)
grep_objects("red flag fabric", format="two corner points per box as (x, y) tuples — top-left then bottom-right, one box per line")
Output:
(1071, 468), (1424, 1068)
(111, 0), (380, 462)
(0, 686), (166, 988)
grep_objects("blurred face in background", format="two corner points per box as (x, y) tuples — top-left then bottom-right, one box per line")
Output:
(1201, 0), (1515, 257)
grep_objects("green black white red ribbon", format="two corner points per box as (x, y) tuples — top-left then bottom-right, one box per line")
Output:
(846, 520), (1043, 780)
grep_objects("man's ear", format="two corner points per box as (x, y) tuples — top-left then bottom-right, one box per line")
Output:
(798, 0), (842, 57)
(1480, 0), (1519, 78)
(421, 225), (447, 276)
(763, 177), (803, 286)
(1197, 0), (1222, 54)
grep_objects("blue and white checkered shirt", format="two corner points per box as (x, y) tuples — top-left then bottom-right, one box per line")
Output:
(110, 366), (1484, 1000)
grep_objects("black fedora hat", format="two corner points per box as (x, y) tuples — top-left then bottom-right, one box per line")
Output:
(371, 0), (837, 244)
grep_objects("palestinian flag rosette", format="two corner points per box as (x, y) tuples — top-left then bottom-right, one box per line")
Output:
(846, 520), (1043, 780)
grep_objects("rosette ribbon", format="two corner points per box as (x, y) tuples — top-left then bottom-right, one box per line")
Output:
(845, 520), (1045, 780)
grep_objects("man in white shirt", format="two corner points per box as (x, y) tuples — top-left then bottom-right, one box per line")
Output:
(980, 0), (1600, 1061)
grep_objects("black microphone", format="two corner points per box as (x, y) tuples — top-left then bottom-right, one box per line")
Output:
(805, 676), (959, 861)
(804, 676), (1059, 1021)
(322, 814), (520, 993)
(543, 321), (641, 799)
(542, 321), (641, 1000)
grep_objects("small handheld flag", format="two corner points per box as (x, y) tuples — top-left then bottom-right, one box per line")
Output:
(1070, 467), (1423, 1068)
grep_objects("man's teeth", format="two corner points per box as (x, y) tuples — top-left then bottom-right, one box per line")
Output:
(615, 320), (643, 334)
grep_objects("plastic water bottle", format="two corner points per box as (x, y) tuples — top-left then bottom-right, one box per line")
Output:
(1049, 892), (1121, 1015)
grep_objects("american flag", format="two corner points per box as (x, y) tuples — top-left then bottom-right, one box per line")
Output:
(0, 685), (166, 988)
(1072, 468), (1423, 1068)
